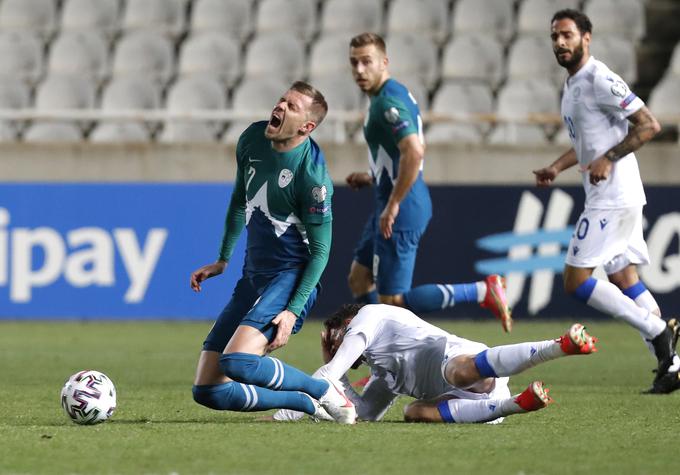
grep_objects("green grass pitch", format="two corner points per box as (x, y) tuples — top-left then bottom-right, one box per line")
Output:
(1, 319), (677, 475)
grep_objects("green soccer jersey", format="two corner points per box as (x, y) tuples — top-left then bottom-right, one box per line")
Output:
(218, 121), (333, 314)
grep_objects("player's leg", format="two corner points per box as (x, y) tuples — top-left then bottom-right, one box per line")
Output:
(404, 380), (552, 423)
(348, 214), (378, 304)
(609, 264), (660, 316)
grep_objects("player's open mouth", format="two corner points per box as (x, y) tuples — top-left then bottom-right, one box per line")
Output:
(269, 112), (283, 130)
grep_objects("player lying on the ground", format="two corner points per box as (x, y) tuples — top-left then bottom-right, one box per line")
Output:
(272, 304), (597, 424)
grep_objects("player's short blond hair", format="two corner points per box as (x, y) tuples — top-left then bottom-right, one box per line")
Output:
(290, 81), (328, 126)
(349, 32), (386, 55)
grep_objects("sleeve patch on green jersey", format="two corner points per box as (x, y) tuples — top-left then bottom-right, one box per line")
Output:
(311, 185), (327, 202)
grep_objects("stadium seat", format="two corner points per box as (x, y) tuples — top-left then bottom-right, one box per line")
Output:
(517, 0), (580, 36)
(242, 32), (305, 84)
(0, 31), (44, 85)
(35, 75), (96, 110)
(112, 31), (174, 86)
(385, 33), (439, 90)
(177, 32), (241, 88)
(47, 31), (109, 85)
(255, 0), (318, 42)
(0, 0), (57, 40)
(426, 81), (494, 144)
(89, 122), (152, 142)
(307, 75), (363, 143)
(488, 78), (560, 145)
(553, 125), (573, 146)
(0, 77), (30, 139)
(669, 42), (680, 77)
(61, 0), (121, 40)
(190, 0), (254, 41)
(320, 0), (383, 36)
(223, 77), (289, 143)
(397, 76), (429, 110)
(440, 34), (505, 89)
(451, 0), (515, 44)
(122, 0), (187, 39)
(648, 77), (680, 124)
(507, 35), (564, 87)
(385, 0), (449, 44)
(584, 0), (645, 42)
(308, 33), (353, 79)
(101, 77), (161, 111)
(23, 122), (83, 142)
(591, 35), (637, 85)
(159, 76), (226, 143)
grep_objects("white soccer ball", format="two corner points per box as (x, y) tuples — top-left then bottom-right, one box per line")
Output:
(60, 370), (117, 425)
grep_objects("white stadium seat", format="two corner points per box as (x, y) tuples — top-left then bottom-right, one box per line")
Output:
(584, 0), (645, 42)
(308, 33), (352, 79)
(255, 0), (318, 42)
(122, 0), (187, 38)
(517, 0), (580, 36)
(440, 34), (505, 89)
(0, 0), (57, 39)
(386, 33), (439, 90)
(0, 121), (19, 141)
(223, 77), (289, 143)
(48, 31), (109, 85)
(0, 31), (44, 84)
(0, 77), (30, 140)
(89, 123), (151, 143)
(191, 0), (254, 41)
(24, 122), (83, 142)
(648, 77), (680, 123)
(307, 75), (363, 143)
(177, 32), (241, 88)
(242, 32), (305, 84)
(160, 76), (226, 143)
(35, 75), (96, 110)
(591, 35), (638, 85)
(669, 42), (680, 77)
(61, 0), (121, 39)
(507, 35), (565, 87)
(320, 0), (383, 36)
(396, 76), (429, 110)
(451, 0), (515, 44)
(101, 77), (161, 111)
(488, 78), (560, 145)
(112, 31), (175, 86)
(386, 0), (449, 44)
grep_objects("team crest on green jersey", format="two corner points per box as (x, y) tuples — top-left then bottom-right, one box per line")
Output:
(278, 169), (293, 188)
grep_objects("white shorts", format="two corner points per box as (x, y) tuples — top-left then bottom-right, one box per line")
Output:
(439, 335), (512, 405)
(565, 206), (650, 274)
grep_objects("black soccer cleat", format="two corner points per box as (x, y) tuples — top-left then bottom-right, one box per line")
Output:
(645, 370), (680, 394)
(648, 318), (680, 376)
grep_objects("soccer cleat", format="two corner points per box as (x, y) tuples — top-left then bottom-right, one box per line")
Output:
(559, 323), (598, 355)
(318, 377), (357, 424)
(649, 318), (680, 376)
(480, 274), (513, 333)
(514, 381), (554, 412)
(645, 370), (680, 394)
(351, 376), (370, 389)
(311, 399), (335, 422)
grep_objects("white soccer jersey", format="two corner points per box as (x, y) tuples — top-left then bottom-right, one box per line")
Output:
(560, 56), (646, 209)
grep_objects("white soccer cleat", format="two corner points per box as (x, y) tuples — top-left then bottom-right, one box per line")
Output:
(311, 399), (335, 422)
(318, 377), (356, 424)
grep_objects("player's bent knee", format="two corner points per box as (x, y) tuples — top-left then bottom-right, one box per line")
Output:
(219, 352), (259, 382)
(444, 356), (480, 388)
(403, 401), (440, 423)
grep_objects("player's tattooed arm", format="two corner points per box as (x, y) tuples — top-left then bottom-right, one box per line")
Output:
(533, 148), (577, 187)
(603, 106), (661, 162)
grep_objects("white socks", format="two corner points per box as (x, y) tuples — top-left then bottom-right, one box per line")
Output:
(480, 340), (564, 377)
(442, 396), (525, 423)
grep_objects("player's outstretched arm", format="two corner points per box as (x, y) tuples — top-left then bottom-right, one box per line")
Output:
(380, 133), (423, 239)
(533, 148), (578, 187)
(190, 260), (226, 292)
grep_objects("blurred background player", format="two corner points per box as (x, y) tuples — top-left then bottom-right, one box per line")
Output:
(189, 81), (353, 422)
(533, 9), (680, 394)
(273, 303), (597, 424)
(346, 33), (512, 332)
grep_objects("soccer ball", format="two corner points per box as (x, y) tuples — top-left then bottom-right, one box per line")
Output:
(60, 370), (117, 425)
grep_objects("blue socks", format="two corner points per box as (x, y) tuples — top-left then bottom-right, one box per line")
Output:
(192, 382), (315, 414)
(219, 352), (329, 400)
(355, 289), (378, 304)
(403, 283), (479, 314)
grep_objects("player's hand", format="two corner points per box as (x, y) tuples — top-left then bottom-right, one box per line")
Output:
(190, 261), (226, 292)
(267, 310), (297, 352)
(533, 166), (559, 187)
(379, 201), (399, 239)
(587, 156), (612, 185)
(346, 172), (372, 190)
(321, 330), (333, 363)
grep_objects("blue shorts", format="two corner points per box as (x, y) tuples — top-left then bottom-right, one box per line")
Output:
(353, 214), (426, 296)
(202, 269), (318, 352)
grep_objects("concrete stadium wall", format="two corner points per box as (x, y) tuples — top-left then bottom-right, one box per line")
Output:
(1, 142), (679, 185)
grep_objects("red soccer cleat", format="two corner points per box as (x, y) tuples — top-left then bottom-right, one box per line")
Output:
(559, 323), (598, 355)
(514, 381), (554, 412)
(480, 274), (513, 333)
